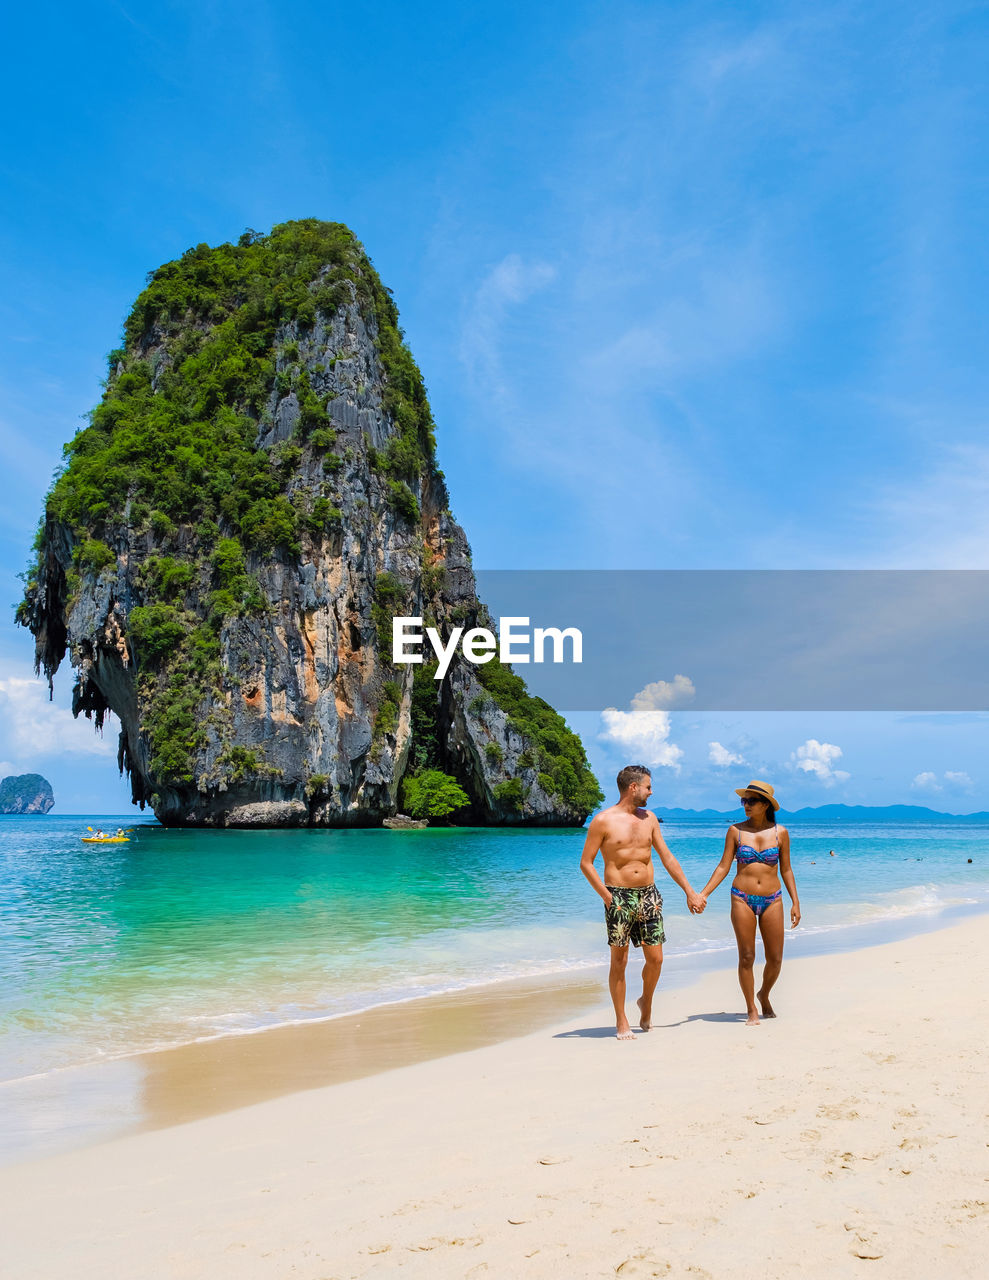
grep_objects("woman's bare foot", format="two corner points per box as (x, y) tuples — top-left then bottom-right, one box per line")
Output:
(745, 1009), (760, 1026)
(757, 989), (776, 1018)
(636, 996), (652, 1031)
(616, 1023), (635, 1041)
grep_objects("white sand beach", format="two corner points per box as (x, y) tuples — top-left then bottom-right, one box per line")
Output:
(2, 917), (987, 1279)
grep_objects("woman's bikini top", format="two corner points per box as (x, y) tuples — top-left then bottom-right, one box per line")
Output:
(735, 824), (780, 867)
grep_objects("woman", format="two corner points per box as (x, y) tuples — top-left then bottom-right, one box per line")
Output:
(700, 780), (801, 1026)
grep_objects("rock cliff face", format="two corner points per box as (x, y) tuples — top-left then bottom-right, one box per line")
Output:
(19, 222), (602, 828)
(0, 774), (55, 815)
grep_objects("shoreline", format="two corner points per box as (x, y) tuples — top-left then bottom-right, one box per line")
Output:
(4, 898), (988, 1170)
(1, 915), (987, 1278)
(1, 968), (613, 1168)
(9, 892), (987, 1076)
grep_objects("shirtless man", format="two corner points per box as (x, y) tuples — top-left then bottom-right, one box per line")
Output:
(580, 765), (705, 1040)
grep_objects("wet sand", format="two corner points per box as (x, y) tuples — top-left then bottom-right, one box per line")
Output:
(3, 967), (610, 1163)
(137, 967), (609, 1129)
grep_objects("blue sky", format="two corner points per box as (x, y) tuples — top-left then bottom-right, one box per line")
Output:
(2, 0), (989, 812)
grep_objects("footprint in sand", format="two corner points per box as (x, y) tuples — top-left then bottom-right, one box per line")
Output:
(818, 1102), (861, 1120)
(407, 1236), (482, 1252)
(615, 1252), (671, 1276)
(850, 1235), (883, 1260)
(844, 1221), (883, 1259)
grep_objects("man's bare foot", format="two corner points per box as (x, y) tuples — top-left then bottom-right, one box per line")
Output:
(616, 1027), (635, 1041)
(757, 990), (776, 1018)
(636, 996), (652, 1031)
(745, 1010), (760, 1026)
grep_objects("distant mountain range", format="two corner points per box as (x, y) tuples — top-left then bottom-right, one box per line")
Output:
(653, 803), (989, 824)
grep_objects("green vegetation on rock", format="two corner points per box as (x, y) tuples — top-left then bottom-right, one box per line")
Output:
(373, 680), (403, 742)
(477, 659), (603, 814)
(404, 654), (600, 821)
(127, 604), (188, 665)
(24, 217), (437, 582)
(0, 773), (55, 815)
(407, 662), (442, 773)
(74, 538), (116, 576)
(372, 571), (406, 661)
(493, 778), (525, 812)
(401, 769), (469, 822)
(386, 478), (420, 524)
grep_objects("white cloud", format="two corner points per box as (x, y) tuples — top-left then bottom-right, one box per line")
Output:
(631, 674), (695, 711)
(459, 254), (556, 396)
(0, 676), (117, 761)
(709, 741), (746, 767)
(913, 770), (972, 793)
(791, 739), (849, 786)
(599, 708), (683, 771)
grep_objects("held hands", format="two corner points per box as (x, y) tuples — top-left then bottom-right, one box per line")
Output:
(686, 889), (707, 915)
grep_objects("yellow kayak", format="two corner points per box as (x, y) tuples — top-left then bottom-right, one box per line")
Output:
(81, 836), (130, 843)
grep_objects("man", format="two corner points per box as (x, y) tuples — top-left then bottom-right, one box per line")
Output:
(580, 765), (705, 1040)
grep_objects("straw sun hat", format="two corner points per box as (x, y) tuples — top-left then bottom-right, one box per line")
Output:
(734, 780), (780, 811)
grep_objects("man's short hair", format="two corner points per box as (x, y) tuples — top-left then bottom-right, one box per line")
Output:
(617, 765), (651, 792)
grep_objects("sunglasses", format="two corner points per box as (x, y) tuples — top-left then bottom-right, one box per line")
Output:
(740, 796), (764, 805)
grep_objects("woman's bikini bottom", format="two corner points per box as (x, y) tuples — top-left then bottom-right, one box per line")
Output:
(731, 886), (782, 917)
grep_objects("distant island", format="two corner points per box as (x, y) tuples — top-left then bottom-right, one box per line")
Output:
(654, 803), (989, 825)
(0, 774), (55, 815)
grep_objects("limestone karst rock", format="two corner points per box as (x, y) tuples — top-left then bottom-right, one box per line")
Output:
(0, 773), (55, 815)
(19, 221), (602, 827)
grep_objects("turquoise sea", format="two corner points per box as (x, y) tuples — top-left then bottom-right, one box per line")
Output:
(2, 813), (988, 1091)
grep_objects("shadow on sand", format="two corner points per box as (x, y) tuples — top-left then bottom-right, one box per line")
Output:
(555, 1011), (746, 1038)
(654, 1011), (746, 1027)
(554, 1026), (634, 1039)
